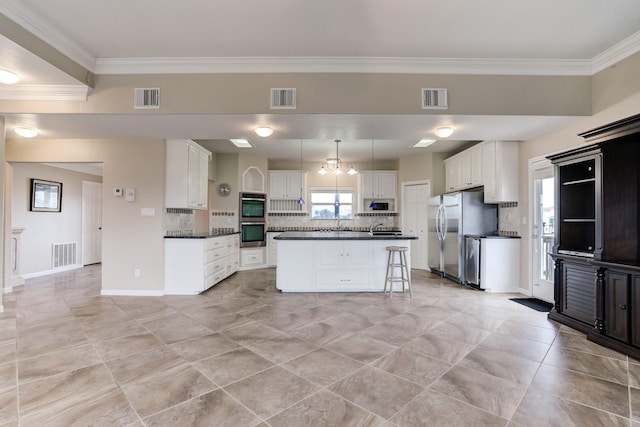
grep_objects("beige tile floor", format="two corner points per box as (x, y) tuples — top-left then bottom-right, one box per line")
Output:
(0, 265), (638, 426)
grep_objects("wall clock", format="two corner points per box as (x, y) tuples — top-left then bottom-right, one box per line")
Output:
(217, 183), (232, 196)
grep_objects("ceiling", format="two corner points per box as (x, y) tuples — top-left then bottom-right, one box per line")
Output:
(1, 0), (640, 162)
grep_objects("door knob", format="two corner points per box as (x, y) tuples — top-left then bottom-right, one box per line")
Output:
(619, 304), (627, 310)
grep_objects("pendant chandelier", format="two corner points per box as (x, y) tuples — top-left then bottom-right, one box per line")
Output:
(318, 139), (357, 176)
(369, 140), (377, 209)
(297, 139), (305, 205)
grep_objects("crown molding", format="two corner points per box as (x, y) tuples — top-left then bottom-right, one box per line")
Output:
(95, 56), (593, 76)
(0, 2), (96, 71)
(592, 31), (640, 74)
(0, 85), (89, 101)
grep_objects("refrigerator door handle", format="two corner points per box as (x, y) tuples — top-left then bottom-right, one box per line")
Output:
(441, 205), (448, 241)
(437, 205), (445, 241)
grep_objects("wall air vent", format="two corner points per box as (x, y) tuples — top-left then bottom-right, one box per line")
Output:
(270, 88), (296, 109)
(422, 88), (448, 110)
(134, 88), (160, 109)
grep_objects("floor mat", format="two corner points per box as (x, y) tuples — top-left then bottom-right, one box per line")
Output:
(509, 298), (553, 312)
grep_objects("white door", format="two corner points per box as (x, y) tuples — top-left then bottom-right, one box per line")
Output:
(82, 181), (103, 265)
(530, 160), (555, 303)
(403, 182), (430, 270)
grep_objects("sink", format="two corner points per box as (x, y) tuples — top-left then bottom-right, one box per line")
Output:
(371, 231), (402, 236)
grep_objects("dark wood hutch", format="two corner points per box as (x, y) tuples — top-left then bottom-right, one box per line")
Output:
(548, 112), (640, 359)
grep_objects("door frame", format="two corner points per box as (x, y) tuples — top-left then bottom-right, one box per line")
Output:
(528, 156), (554, 298)
(401, 179), (430, 270)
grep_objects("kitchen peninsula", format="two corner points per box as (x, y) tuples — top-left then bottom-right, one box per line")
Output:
(274, 231), (417, 292)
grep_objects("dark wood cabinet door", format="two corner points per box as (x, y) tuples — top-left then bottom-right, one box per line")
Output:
(604, 271), (629, 342)
(632, 275), (640, 347)
(562, 262), (596, 325)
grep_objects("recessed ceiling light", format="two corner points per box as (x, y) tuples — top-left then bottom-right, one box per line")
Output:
(0, 69), (20, 85)
(413, 139), (437, 148)
(254, 126), (273, 137)
(15, 127), (38, 138)
(229, 138), (253, 148)
(435, 126), (454, 138)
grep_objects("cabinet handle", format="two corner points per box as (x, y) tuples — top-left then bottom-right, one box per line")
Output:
(619, 304), (627, 310)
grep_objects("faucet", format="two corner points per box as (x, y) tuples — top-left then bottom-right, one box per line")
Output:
(369, 222), (384, 235)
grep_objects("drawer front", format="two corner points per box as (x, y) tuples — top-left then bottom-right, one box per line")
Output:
(205, 260), (226, 277)
(206, 237), (224, 251)
(317, 272), (371, 290)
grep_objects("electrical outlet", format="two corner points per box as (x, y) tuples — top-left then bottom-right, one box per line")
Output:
(134, 269), (141, 277)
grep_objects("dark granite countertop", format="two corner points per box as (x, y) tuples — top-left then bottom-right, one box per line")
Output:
(164, 231), (239, 239)
(464, 234), (521, 239)
(274, 231), (417, 240)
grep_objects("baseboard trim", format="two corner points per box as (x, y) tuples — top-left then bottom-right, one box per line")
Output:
(101, 289), (165, 297)
(22, 264), (83, 279)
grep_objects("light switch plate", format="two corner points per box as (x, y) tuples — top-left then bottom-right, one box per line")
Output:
(125, 188), (135, 202)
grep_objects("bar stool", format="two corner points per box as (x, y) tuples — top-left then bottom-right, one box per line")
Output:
(384, 246), (412, 297)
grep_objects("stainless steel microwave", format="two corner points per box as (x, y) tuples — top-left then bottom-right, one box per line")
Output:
(371, 202), (389, 211)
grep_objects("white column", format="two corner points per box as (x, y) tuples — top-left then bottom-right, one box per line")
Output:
(10, 227), (25, 289)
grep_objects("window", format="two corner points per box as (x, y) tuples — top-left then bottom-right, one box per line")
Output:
(310, 189), (354, 219)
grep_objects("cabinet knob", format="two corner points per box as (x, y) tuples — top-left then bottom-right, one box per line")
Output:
(619, 304), (627, 310)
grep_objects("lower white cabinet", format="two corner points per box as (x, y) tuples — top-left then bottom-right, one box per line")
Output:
(267, 232), (282, 267)
(241, 247), (265, 268)
(479, 238), (520, 293)
(276, 239), (410, 292)
(165, 234), (239, 295)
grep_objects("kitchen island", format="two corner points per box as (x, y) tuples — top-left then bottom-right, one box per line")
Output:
(274, 231), (417, 292)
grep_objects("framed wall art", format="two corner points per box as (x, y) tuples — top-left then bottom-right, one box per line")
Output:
(30, 178), (62, 212)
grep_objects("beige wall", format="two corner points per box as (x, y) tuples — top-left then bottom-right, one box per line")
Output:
(517, 51), (640, 295)
(11, 163), (102, 276)
(0, 73), (591, 118)
(6, 138), (165, 295)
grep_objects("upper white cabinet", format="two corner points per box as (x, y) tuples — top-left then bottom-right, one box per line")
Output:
(481, 140), (519, 203)
(358, 171), (397, 212)
(444, 141), (518, 203)
(268, 170), (307, 213)
(445, 147), (481, 191)
(165, 139), (212, 210)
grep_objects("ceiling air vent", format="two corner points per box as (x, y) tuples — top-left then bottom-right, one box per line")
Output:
(134, 88), (160, 109)
(422, 88), (448, 110)
(270, 88), (296, 109)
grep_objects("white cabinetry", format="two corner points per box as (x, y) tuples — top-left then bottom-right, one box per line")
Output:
(165, 139), (212, 210)
(479, 238), (520, 293)
(269, 170), (307, 213)
(358, 171), (397, 212)
(444, 147), (482, 192)
(267, 232), (282, 267)
(165, 234), (239, 295)
(444, 141), (518, 203)
(275, 238), (410, 292)
(316, 241), (372, 290)
(241, 247), (265, 268)
(481, 141), (519, 203)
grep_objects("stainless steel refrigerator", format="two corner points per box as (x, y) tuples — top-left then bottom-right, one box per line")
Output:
(428, 190), (498, 283)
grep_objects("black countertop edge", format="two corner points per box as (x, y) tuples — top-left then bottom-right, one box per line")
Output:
(591, 259), (640, 272)
(464, 234), (521, 239)
(274, 231), (417, 240)
(164, 231), (240, 239)
(267, 228), (402, 233)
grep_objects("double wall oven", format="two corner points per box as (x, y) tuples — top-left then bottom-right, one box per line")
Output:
(239, 192), (266, 247)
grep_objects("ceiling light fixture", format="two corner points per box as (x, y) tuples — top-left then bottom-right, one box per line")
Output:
(0, 69), (20, 85)
(254, 126), (273, 137)
(15, 127), (38, 138)
(413, 139), (437, 148)
(229, 138), (253, 148)
(318, 139), (356, 176)
(435, 126), (454, 138)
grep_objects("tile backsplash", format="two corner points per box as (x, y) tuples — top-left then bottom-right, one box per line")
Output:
(164, 208), (194, 235)
(498, 202), (520, 236)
